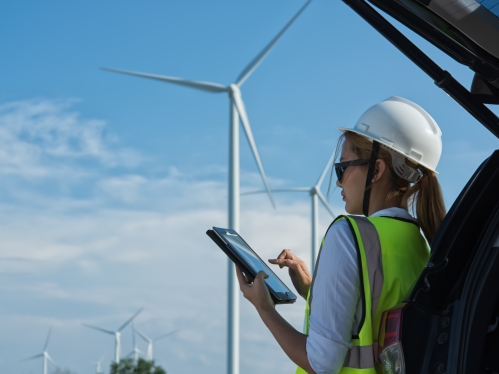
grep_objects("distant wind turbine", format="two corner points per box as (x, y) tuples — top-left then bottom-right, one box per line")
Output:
(21, 327), (55, 374)
(102, 2), (312, 373)
(242, 151), (335, 272)
(126, 322), (144, 364)
(91, 355), (105, 374)
(134, 327), (178, 362)
(83, 308), (143, 364)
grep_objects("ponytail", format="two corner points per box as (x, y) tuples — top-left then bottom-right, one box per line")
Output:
(402, 170), (446, 245)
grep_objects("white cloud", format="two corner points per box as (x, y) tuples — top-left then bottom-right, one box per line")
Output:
(0, 99), (142, 179)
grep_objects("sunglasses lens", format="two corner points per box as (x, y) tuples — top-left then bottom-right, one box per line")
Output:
(335, 166), (344, 182)
(334, 159), (370, 183)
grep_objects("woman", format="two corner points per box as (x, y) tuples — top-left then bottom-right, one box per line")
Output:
(236, 96), (446, 374)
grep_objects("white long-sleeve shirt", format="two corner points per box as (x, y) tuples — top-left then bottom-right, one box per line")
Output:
(306, 208), (416, 374)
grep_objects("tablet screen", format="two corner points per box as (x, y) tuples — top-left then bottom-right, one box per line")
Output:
(216, 230), (291, 294)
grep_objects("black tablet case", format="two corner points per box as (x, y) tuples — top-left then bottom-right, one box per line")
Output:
(206, 229), (296, 304)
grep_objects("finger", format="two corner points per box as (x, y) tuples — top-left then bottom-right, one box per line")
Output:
(298, 261), (311, 277)
(294, 258), (311, 276)
(235, 265), (247, 285)
(281, 257), (307, 272)
(268, 259), (287, 269)
(276, 249), (292, 260)
(243, 272), (252, 283)
(255, 270), (269, 282)
(286, 259), (308, 278)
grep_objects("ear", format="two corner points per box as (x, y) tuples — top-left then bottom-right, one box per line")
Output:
(372, 159), (387, 183)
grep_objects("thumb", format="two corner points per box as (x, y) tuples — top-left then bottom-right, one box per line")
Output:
(256, 270), (269, 281)
(286, 260), (306, 276)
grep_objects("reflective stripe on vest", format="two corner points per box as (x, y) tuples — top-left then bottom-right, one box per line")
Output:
(296, 215), (429, 374)
(343, 345), (375, 369)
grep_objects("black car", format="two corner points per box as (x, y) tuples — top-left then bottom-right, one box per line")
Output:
(341, 0), (499, 372)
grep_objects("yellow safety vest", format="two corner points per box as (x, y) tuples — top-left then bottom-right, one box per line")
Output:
(296, 215), (429, 374)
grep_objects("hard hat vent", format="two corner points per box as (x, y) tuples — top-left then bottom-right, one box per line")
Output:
(382, 145), (423, 183)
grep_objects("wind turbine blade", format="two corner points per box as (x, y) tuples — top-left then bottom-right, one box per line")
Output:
(230, 92), (275, 208)
(235, 0), (313, 86)
(315, 150), (336, 188)
(118, 308), (144, 332)
(125, 351), (134, 358)
(20, 353), (44, 362)
(133, 328), (151, 343)
(43, 327), (52, 351)
(102, 67), (228, 93)
(317, 191), (336, 218)
(82, 324), (115, 335)
(46, 353), (56, 365)
(154, 329), (179, 342)
(241, 188), (310, 196)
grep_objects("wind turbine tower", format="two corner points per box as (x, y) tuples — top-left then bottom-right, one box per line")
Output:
(102, 2), (312, 373)
(83, 308), (143, 363)
(243, 151), (336, 272)
(21, 327), (55, 374)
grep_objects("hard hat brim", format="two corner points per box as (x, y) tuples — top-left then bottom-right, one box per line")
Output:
(337, 127), (439, 174)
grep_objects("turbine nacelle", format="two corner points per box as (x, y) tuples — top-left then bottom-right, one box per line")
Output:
(228, 84), (240, 95)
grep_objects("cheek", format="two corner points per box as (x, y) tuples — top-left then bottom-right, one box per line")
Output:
(343, 169), (366, 206)
(347, 182), (364, 202)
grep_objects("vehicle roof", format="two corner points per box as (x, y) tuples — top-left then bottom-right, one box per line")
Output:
(428, 0), (499, 60)
(366, 0), (499, 104)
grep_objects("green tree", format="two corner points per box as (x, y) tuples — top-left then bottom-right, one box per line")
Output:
(110, 358), (166, 374)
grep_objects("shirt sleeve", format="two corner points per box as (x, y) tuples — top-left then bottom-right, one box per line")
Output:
(306, 219), (361, 374)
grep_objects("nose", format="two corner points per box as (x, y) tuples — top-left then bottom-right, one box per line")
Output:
(336, 178), (341, 187)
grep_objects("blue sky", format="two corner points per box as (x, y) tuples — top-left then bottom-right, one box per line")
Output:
(1, 1), (499, 374)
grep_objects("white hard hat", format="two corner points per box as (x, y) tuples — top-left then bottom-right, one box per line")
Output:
(339, 96), (442, 182)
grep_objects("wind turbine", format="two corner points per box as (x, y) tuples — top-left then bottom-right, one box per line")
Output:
(126, 322), (144, 364)
(242, 151), (335, 272)
(83, 307), (143, 364)
(134, 327), (178, 362)
(21, 327), (55, 374)
(102, 2), (312, 373)
(91, 355), (105, 374)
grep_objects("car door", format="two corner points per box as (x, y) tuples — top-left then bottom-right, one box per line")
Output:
(394, 149), (499, 374)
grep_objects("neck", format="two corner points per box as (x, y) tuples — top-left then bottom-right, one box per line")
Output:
(367, 184), (403, 216)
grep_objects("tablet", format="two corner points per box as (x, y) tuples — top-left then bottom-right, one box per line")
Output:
(206, 227), (297, 304)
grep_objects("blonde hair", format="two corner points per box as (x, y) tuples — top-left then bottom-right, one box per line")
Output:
(334, 131), (446, 245)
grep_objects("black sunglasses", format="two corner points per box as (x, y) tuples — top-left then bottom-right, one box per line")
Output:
(334, 159), (369, 182)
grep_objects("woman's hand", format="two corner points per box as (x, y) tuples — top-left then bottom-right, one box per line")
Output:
(268, 249), (312, 299)
(235, 266), (275, 312)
